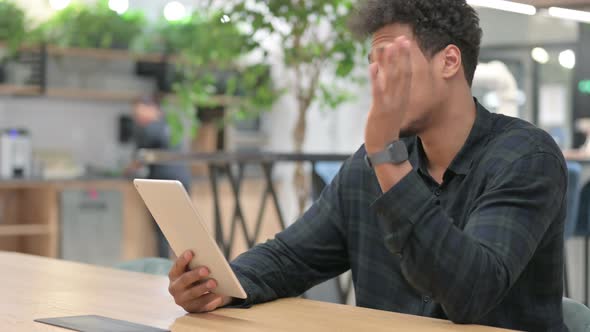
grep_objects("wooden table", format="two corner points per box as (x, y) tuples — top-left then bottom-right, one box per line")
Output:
(0, 252), (512, 331)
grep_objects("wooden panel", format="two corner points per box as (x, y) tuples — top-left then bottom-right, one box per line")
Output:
(47, 45), (168, 63)
(121, 184), (157, 260)
(0, 224), (51, 236)
(45, 88), (238, 104)
(0, 237), (19, 252)
(0, 252), (514, 332)
(46, 88), (141, 102)
(0, 189), (22, 225)
(19, 187), (59, 257)
(0, 84), (41, 96)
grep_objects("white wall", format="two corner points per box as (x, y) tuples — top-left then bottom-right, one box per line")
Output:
(0, 97), (132, 169)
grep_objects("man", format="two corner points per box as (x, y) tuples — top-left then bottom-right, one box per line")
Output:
(126, 96), (192, 258)
(167, 1), (567, 330)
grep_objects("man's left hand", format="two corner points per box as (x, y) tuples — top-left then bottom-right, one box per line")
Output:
(365, 36), (413, 154)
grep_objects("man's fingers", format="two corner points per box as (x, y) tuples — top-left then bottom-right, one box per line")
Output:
(375, 44), (387, 68)
(385, 36), (408, 82)
(183, 293), (224, 313)
(369, 62), (380, 101)
(204, 296), (225, 312)
(169, 266), (210, 295)
(398, 39), (413, 104)
(169, 250), (193, 281)
(176, 278), (217, 306)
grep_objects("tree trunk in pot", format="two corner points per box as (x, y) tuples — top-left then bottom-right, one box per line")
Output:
(293, 104), (309, 216)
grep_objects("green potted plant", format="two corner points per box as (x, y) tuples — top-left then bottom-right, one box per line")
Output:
(0, 0), (27, 82)
(135, 11), (278, 145)
(35, 0), (145, 49)
(0, 0), (26, 51)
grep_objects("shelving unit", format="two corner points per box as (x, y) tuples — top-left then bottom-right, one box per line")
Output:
(0, 44), (243, 104)
(0, 43), (165, 103)
(0, 187), (59, 258)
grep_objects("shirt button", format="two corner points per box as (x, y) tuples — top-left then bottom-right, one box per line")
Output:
(396, 253), (403, 259)
(423, 296), (431, 303)
(434, 189), (442, 196)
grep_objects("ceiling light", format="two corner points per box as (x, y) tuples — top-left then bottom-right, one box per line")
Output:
(163, 1), (187, 22)
(548, 7), (590, 23)
(467, 0), (536, 15)
(48, 0), (71, 10)
(108, 0), (129, 15)
(531, 47), (549, 64)
(559, 49), (576, 69)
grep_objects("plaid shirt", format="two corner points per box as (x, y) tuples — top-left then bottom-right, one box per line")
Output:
(231, 102), (567, 331)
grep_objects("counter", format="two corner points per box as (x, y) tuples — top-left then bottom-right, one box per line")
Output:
(0, 178), (156, 261)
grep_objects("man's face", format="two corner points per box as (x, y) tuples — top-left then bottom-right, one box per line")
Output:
(370, 24), (442, 137)
(133, 103), (161, 127)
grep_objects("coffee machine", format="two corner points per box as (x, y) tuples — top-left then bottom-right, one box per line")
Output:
(0, 129), (32, 179)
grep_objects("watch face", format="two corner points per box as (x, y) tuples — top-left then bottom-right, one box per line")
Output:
(366, 141), (408, 168)
(388, 141), (409, 164)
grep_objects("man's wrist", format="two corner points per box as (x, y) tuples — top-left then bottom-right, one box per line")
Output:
(373, 161), (413, 193)
(365, 138), (400, 155)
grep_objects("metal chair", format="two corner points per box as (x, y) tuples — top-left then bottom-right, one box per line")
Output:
(564, 297), (590, 332)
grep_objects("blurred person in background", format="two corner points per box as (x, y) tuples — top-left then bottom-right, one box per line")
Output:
(125, 95), (192, 258)
(166, 1), (567, 331)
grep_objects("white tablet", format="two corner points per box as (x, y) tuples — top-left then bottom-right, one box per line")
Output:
(133, 179), (247, 299)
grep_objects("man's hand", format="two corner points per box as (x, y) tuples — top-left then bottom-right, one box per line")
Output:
(365, 36), (413, 154)
(168, 250), (233, 313)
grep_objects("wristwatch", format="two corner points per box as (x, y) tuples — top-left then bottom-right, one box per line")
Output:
(365, 140), (409, 168)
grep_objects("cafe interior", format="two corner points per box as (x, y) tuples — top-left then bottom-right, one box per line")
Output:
(3, 0), (590, 331)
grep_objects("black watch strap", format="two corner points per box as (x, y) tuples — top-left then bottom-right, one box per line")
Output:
(365, 140), (408, 168)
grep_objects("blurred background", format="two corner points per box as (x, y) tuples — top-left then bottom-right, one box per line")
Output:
(2, 0), (590, 306)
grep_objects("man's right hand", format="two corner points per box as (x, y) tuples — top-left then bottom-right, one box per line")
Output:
(168, 250), (233, 313)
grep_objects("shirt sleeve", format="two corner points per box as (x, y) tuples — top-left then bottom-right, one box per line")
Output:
(229, 161), (350, 307)
(371, 152), (566, 323)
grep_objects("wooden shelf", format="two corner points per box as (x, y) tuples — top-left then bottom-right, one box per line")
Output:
(46, 45), (171, 63)
(0, 41), (241, 104)
(46, 87), (141, 102)
(0, 84), (240, 105)
(0, 224), (52, 237)
(0, 84), (42, 96)
(0, 41), (170, 64)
